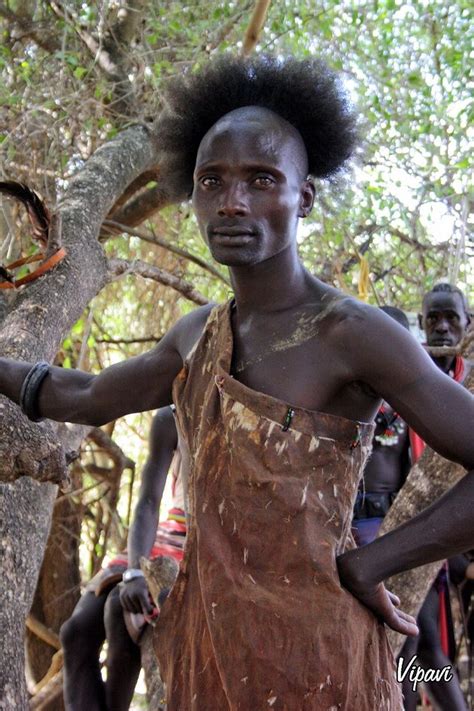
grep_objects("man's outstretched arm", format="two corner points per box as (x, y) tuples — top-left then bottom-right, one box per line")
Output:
(0, 342), (181, 426)
(0, 303), (213, 426)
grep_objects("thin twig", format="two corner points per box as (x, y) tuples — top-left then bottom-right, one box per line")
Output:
(102, 219), (230, 285)
(241, 0), (272, 56)
(26, 615), (61, 650)
(108, 257), (210, 305)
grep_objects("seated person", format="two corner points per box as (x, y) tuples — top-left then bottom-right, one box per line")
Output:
(60, 406), (185, 711)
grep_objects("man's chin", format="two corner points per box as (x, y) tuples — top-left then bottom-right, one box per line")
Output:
(210, 246), (261, 267)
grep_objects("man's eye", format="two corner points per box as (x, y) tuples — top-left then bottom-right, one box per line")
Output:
(200, 176), (220, 187)
(253, 176), (274, 187)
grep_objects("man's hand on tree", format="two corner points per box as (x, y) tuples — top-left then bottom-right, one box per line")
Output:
(336, 551), (419, 637)
(120, 576), (155, 616)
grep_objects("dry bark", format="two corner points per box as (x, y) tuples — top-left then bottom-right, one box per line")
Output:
(380, 346), (473, 655)
(26, 470), (82, 710)
(0, 478), (57, 710)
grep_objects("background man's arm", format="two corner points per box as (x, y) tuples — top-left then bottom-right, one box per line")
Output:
(120, 406), (178, 615)
(338, 308), (474, 634)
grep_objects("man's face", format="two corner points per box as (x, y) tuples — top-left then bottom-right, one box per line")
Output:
(192, 107), (314, 267)
(421, 291), (469, 348)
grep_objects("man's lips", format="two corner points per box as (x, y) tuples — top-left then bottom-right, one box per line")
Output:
(210, 226), (256, 246)
(212, 226), (255, 236)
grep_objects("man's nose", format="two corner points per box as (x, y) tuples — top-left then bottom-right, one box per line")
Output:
(217, 182), (249, 217)
(435, 317), (449, 332)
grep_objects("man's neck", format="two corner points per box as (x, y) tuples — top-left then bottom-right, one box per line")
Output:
(229, 244), (313, 317)
(432, 354), (457, 375)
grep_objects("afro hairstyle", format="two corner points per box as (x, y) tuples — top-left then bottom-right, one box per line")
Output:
(156, 54), (359, 196)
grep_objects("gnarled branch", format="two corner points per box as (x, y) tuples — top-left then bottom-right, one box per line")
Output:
(108, 257), (210, 306)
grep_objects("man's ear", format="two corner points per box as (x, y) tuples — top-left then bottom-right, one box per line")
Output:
(298, 180), (316, 218)
(418, 313), (423, 331)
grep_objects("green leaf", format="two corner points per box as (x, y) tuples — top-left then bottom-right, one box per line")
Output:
(74, 67), (88, 80)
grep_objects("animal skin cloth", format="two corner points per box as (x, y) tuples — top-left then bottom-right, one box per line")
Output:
(154, 302), (403, 710)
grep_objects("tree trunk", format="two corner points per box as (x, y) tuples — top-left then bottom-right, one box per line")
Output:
(0, 479), (57, 709)
(0, 122), (182, 705)
(380, 360), (473, 655)
(26, 470), (82, 710)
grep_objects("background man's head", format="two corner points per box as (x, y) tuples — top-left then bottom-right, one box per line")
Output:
(419, 283), (470, 349)
(380, 305), (410, 331)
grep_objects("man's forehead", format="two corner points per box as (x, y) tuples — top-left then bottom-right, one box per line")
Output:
(196, 106), (307, 166)
(423, 291), (464, 313)
(199, 106), (306, 153)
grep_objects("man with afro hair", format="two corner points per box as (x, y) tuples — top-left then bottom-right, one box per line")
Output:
(0, 55), (473, 710)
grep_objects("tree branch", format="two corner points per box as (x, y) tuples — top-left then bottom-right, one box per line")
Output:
(425, 329), (474, 358)
(48, 1), (121, 76)
(87, 427), (135, 473)
(242, 0), (272, 56)
(105, 183), (175, 227)
(30, 675), (63, 711)
(48, 0), (141, 117)
(107, 171), (159, 212)
(26, 615), (61, 650)
(0, 123), (161, 485)
(102, 219), (230, 285)
(108, 257), (210, 306)
(0, 4), (60, 53)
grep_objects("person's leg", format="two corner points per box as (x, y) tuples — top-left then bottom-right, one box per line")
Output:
(60, 591), (107, 711)
(352, 517), (384, 547)
(417, 585), (467, 710)
(103, 585), (142, 711)
(399, 634), (420, 711)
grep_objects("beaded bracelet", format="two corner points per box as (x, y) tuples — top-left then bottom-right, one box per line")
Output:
(19, 361), (50, 422)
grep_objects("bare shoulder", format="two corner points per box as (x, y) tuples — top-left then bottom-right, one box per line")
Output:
(169, 302), (217, 360)
(314, 290), (424, 377)
(312, 287), (377, 335)
(321, 293), (403, 340)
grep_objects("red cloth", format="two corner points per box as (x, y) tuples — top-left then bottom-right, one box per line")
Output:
(409, 355), (465, 464)
(108, 507), (186, 567)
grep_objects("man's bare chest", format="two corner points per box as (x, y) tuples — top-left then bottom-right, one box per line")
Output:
(227, 301), (382, 422)
(230, 317), (349, 412)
